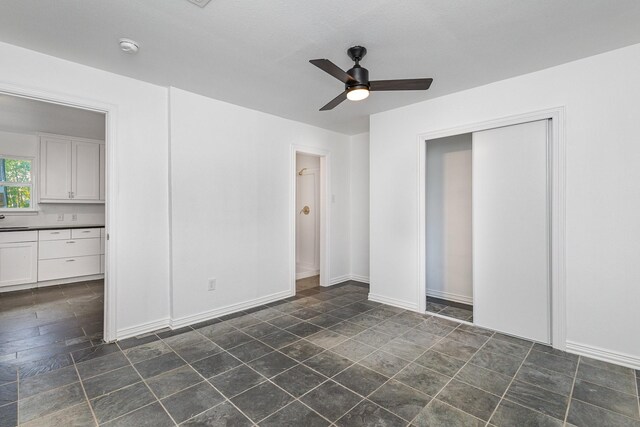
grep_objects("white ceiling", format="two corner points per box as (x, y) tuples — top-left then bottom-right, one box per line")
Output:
(0, 94), (105, 140)
(1, 1), (639, 135)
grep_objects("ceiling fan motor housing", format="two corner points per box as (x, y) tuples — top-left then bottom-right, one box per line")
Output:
(347, 66), (369, 90)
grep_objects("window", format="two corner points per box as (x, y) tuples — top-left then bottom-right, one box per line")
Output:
(0, 156), (34, 211)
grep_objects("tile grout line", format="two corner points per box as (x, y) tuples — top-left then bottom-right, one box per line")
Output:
(71, 362), (100, 427)
(114, 341), (180, 426)
(484, 344), (534, 426)
(562, 356), (581, 425)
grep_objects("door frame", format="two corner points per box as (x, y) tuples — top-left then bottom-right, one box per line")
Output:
(417, 107), (567, 350)
(290, 145), (330, 293)
(0, 82), (119, 342)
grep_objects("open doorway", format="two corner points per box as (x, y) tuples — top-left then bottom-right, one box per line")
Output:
(0, 92), (109, 364)
(296, 153), (321, 293)
(291, 146), (329, 296)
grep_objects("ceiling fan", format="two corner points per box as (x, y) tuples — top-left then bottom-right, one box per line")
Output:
(310, 46), (433, 111)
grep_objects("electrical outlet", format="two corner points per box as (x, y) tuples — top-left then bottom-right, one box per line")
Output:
(208, 278), (216, 291)
(71, 214), (77, 221)
(57, 213), (64, 221)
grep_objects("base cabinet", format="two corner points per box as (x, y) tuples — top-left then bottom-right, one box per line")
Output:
(38, 255), (101, 281)
(37, 227), (105, 282)
(0, 233), (38, 287)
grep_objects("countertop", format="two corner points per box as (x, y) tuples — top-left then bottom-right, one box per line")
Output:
(0, 224), (104, 232)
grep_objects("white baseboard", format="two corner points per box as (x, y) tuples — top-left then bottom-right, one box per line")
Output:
(0, 274), (105, 293)
(566, 341), (640, 370)
(325, 275), (350, 286)
(116, 318), (170, 340)
(426, 289), (473, 305)
(296, 270), (319, 280)
(368, 293), (418, 312)
(350, 274), (370, 284)
(169, 289), (294, 329)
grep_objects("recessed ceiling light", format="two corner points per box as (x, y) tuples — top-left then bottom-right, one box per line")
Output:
(119, 38), (139, 54)
(187, 0), (212, 7)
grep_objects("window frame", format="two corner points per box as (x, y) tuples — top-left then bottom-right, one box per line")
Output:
(0, 154), (37, 214)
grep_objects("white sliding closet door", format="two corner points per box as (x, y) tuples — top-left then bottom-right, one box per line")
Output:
(472, 120), (550, 343)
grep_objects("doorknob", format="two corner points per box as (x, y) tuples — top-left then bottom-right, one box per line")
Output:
(300, 206), (310, 215)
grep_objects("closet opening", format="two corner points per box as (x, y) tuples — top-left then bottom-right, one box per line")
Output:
(421, 116), (559, 345)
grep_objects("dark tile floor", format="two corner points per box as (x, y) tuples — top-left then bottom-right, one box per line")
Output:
(1, 281), (639, 426)
(426, 296), (473, 322)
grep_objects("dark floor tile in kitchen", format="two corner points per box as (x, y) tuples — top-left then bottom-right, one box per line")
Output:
(301, 380), (362, 422)
(76, 352), (129, 379)
(0, 402), (17, 427)
(134, 351), (185, 379)
(227, 339), (273, 362)
(567, 398), (640, 427)
(336, 400), (406, 427)
(515, 362), (575, 396)
(210, 364), (266, 398)
(303, 350), (353, 377)
(81, 365), (141, 399)
(18, 364), (78, 398)
(505, 380), (569, 420)
(279, 340), (324, 362)
(469, 347), (523, 377)
(161, 381), (225, 424)
(412, 399), (484, 427)
(437, 379), (501, 421)
(231, 381), (293, 423)
(259, 329), (300, 349)
(19, 382), (85, 423)
(90, 381), (155, 424)
(103, 402), (173, 427)
(490, 399), (563, 427)
(0, 382), (17, 407)
(415, 350), (465, 377)
(333, 363), (388, 396)
(191, 351), (241, 378)
(360, 350), (410, 377)
(395, 363), (451, 397)
(248, 351), (298, 378)
(146, 365), (202, 399)
(572, 378), (640, 419)
(454, 363), (512, 396)
(272, 363), (326, 397)
(369, 379), (431, 422)
(260, 401), (329, 427)
(576, 361), (638, 395)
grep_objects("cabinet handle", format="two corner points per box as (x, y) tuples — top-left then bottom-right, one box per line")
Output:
(66, 241), (76, 244)
(50, 232), (60, 235)
(66, 259), (76, 262)
(82, 230), (91, 233)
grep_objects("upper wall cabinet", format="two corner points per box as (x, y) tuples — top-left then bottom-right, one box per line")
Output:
(39, 134), (105, 203)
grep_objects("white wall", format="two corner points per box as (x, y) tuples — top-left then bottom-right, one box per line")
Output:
(349, 132), (370, 282)
(0, 130), (105, 227)
(0, 42), (171, 336)
(295, 153), (320, 277)
(426, 134), (472, 304)
(169, 87), (351, 322)
(370, 43), (640, 364)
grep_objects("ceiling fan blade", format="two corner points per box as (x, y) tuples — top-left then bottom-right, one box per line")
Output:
(369, 78), (433, 91)
(319, 91), (348, 111)
(310, 59), (358, 84)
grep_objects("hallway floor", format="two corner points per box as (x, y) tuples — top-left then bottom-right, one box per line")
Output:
(1, 281), (638, 426)
(426, 297), (473, 322)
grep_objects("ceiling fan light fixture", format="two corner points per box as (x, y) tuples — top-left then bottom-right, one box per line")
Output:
(347, 87), (369, 101)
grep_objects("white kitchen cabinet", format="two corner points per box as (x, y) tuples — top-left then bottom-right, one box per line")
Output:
(0, 231), (38, 287)
(37, 227), (103, 281)
(39, 134), (105, 203)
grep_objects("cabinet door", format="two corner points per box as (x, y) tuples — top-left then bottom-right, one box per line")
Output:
(40, 137), (72, 201)
(0, 242), (38, 287)
(99, 143), (106, 201)
(72, 141), (101, 200)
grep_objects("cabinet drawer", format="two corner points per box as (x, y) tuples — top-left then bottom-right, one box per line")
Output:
(39, 238), (101, 260)
(38, 255), (101, 281)
(71, 228), (100, 239)
(0, 231), (37, 244)
(39, 229), (71, 241)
